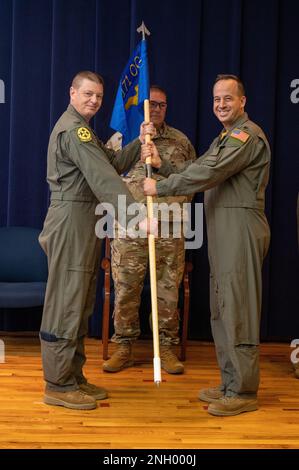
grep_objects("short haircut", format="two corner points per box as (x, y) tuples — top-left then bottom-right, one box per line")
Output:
(150, 85), (167, 100)
(214, 74), (245, 96)
(71, 71), (104, 89)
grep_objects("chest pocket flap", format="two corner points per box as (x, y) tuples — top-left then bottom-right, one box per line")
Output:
(202, 147), (221, 166)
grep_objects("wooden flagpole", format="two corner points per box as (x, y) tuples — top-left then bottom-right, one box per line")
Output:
(137, 21), (161, 385)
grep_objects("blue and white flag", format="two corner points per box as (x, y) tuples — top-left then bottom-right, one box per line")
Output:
(110, 40), (150, 146)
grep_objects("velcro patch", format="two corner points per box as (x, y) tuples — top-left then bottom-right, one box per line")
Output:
(230, 128), (250, 143)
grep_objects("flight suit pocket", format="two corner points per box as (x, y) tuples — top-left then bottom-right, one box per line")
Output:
(59, 266), (93, 339)
(202, 147), (220, 167)
(210, 274), (224, 320)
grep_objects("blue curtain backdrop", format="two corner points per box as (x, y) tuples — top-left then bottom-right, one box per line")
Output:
(0, 0), (298, 340)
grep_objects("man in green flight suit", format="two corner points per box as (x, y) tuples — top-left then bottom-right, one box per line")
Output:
(39, 71), (152, 410)
(142, 74), (271, 416)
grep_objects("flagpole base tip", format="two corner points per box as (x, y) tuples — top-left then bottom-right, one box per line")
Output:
(153, 357), (161, 384)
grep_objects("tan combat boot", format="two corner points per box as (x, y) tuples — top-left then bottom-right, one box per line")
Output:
(198, 386), (225, 403)
(102, 343), (134, 372)
(208, 395), (258, 416)
(44, 389), (97, 410)
(160, 345), (184, 374)
(79, 382), (108, 400)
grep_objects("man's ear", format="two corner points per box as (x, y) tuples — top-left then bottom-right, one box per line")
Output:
(70, 86), (75, 100)
(241, 95), (246, 110)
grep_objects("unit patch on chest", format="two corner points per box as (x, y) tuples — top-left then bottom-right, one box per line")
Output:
(77, 127), (92, 142)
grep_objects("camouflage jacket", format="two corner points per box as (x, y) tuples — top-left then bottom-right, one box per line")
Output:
(123, 123), (196, 218)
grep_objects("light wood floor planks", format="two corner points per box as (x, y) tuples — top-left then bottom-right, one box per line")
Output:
(0, 336), (298, 449)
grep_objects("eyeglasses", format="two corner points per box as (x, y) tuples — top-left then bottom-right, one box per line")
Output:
(149, 100), (167, 110)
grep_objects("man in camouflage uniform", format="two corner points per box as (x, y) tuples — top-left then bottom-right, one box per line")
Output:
(39, 71), (152, 410)
(103, 86), (196, 374)
(143, 75), (271, 416)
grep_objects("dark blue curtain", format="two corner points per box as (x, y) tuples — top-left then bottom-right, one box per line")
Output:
(0, 0), (298, 340)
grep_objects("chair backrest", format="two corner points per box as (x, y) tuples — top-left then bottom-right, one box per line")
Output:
(0, 226), (48, 282)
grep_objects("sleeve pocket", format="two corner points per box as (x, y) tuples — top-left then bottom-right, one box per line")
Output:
(209, 147), (221, 156)
(202, 146), (222, 167)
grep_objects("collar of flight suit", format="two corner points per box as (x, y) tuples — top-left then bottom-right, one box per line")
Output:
(66, 104), (90, 126)
(219, 112), (249, 144)
(66, 104), (100, 144)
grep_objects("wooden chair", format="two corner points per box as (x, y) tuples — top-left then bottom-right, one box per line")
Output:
(101, 237), (192, 361)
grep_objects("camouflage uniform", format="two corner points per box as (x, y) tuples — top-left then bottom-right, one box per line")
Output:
(156, 113), (271, 396)
(111, 123), (196, 345)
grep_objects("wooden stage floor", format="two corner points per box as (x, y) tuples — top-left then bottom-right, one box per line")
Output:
(0, 336), (298, 449)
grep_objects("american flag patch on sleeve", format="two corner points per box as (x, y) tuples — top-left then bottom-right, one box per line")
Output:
(230, 128), (250, 143)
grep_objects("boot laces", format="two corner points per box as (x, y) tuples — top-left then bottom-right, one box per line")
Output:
(219, 396), (237, 404)
(161, 347), (176, 361)
(77, 389), (91, 399)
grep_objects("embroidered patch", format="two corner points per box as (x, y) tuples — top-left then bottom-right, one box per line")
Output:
(230, 128), (250, 143)
(77, 127), (92, 142)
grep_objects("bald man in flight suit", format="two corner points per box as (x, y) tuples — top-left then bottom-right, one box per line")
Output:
(142, 74), (271, 417)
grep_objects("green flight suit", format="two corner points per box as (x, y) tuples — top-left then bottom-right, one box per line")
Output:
(39, 104), (141, 391)
(156, 113), (271, 396)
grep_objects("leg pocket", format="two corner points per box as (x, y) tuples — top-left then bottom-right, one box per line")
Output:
(58, 267), (93, 339)
(210, 274), (224, 321)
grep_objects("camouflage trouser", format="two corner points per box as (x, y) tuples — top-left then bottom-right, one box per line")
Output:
(111, 235), (185, 345)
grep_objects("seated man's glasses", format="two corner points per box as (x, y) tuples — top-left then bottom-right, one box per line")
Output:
(149, 100), (167, 110)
